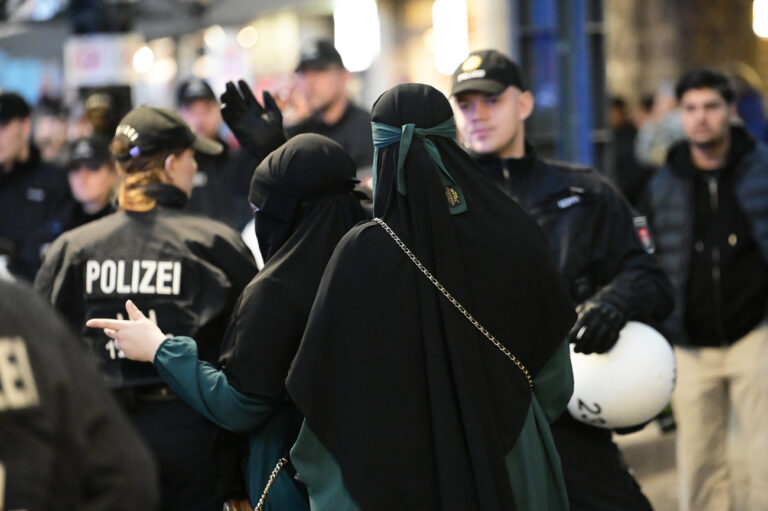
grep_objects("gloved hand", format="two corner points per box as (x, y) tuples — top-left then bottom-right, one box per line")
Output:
(220, 79), (286, 160)
(567, 297), (628, 354)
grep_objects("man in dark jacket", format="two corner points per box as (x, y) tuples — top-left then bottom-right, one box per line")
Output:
(0, 278), (158, 511)
(0, 92), (73, 281)
(450, 49), (674, 511)
(645, 69), (768, 511)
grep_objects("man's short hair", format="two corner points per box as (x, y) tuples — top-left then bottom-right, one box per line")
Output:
(675, 69), (735, 104)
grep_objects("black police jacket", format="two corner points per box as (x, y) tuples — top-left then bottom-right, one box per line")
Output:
(186, 139), (256, 231)
(285, 102), (373, 172)
(0, 279), (159, 511)
(474, 146), (673, 326)
(0, 146), (74, 281)
(34, 184), (257, 389)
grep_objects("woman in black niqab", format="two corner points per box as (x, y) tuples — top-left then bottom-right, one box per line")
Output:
(286, 83), (576, 510)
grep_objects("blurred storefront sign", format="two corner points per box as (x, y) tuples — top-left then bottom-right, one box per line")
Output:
(64, 33), (143, 88)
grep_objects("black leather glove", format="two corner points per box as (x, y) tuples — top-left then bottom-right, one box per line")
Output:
(567, 297), (628, 354)
(220, 79), (286, 160)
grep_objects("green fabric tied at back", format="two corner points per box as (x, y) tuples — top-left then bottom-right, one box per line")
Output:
(372, 118), (468, 214)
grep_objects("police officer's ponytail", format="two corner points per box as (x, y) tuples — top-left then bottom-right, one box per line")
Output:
(111, 138), (184, 212)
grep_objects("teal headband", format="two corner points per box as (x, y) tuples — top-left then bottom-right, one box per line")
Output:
(371, 117), (467, 214)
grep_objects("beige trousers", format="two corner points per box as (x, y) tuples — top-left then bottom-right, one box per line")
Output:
(673, 321), (768, 511)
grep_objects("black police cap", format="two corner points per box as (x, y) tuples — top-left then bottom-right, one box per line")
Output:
(0, 92), (31, 124)
(67, 135), (112, 170)
(176, 78), (217, 107)
(112, 105), (222, 161)
(296, 39), (345, 72)
(450, 50), (527, 96)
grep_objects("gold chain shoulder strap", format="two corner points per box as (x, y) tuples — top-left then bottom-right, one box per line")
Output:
(254, 457), (289, 511)
(373, 218), (533, 389)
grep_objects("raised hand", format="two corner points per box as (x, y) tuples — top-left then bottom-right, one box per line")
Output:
(86, 300), (168, 362)
(220, 79), (286, 161)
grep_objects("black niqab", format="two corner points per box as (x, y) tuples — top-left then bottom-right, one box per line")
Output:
(287, 84), (575, 510)
(217, 134), (363, 398)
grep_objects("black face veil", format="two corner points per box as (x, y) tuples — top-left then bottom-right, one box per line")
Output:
(218, 133), (363, 398)
(287, 84), (575, 510)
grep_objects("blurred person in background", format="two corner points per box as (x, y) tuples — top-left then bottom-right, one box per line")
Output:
(0, 91), (73, 282)
(609, 96), (653, 207)
(450, 49), (673, 511)
(635, 81), (686, 167)
(283, 39), (373, 174)
(68, 99), (95, 140)
(35, 105), (257, 511)
(84, 89), (125, 139)
(62, 134), (117, 231)
(727, 63), (768, 144)
(176, 78), (254, 230)
(0, 278), (159, 511)
(32, 96), (68, 167)
(635, 93), (656, 128)
(645, 68), (768, 511)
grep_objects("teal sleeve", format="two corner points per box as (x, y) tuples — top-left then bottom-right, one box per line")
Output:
(153, 336), (274, 432)
(533, 340), (574, 422)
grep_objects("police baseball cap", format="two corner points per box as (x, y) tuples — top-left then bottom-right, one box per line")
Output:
(0, 92), (31, 124)
(296, 39), (345, 72)
(67, 135), (112, 170)
(176, 78), (217, 107)
(450, 50), (527, 96)
(112, 105), (222, 161)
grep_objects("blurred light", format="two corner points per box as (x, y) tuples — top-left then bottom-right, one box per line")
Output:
(204, 25), (226, 48)
(237, 25), (259, 48)
(334, 0), (381, 72)
(755, 0), (768, 38)
(432, 0), (469, 75)
(193, 55), (212, 78)
(132, 46), (154, 74)
(146, 58), (178, 84)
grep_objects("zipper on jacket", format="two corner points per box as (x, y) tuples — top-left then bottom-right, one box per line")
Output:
(706, 175), (727, 345)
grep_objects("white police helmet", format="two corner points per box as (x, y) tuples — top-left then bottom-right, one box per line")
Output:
(567, 321), (676, 429)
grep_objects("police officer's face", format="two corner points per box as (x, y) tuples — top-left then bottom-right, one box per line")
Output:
(166, 148), (198, 197)
(679, 88), (735, 148)
(179, 100), (222, 140)
(68, 163), (117, 212)
(452, 86), (533, 159)
(295, 66), (348, 115)
(0, 117), (31, 169)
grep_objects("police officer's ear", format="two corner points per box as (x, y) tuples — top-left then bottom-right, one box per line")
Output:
(518, 91), (535, 122)
(163, 153), (176, 175)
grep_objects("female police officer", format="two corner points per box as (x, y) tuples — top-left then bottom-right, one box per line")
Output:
(35, 105), (257, 511)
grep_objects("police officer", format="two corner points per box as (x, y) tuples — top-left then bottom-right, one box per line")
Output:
(450, 49), (674, 511)
(0, 91), (74, 281)
(0, 278), (158, 511)
(35, 105), (258, 511)
(177, 78), (255, 230)
(284, 39), (373, 173)
(62, 134), (118, 231)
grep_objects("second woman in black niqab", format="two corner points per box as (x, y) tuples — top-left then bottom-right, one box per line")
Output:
(286, 83), (576, 510)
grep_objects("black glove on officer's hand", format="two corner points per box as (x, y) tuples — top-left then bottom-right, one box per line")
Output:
(220, 80), (286, 160)
(567, 296), (628, 354)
